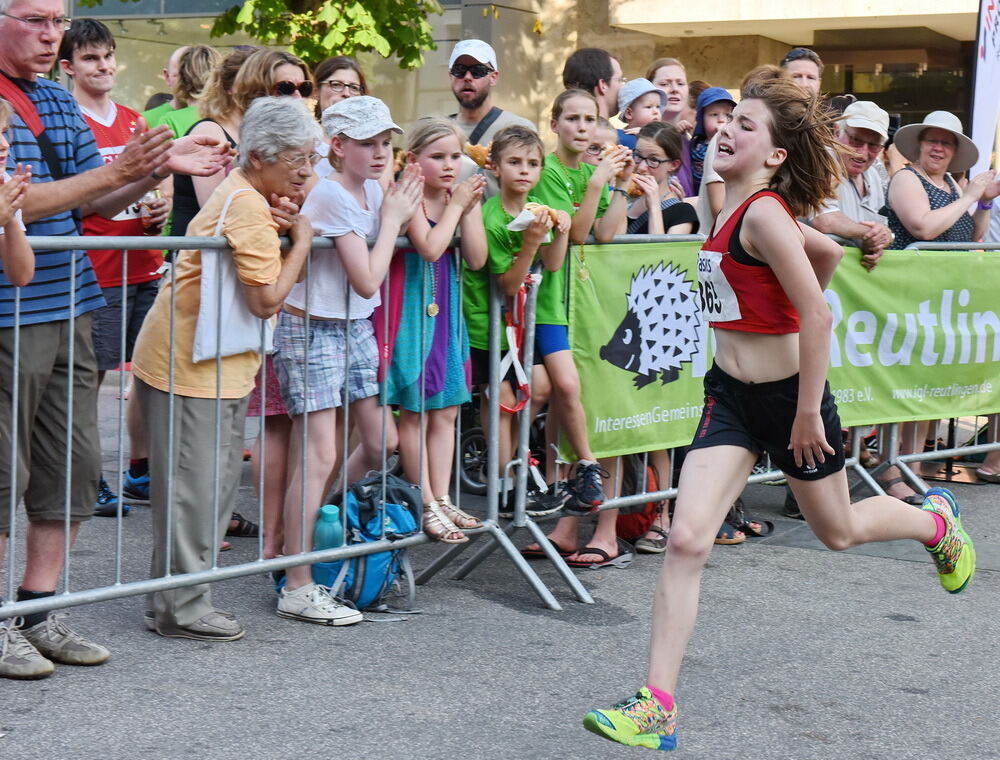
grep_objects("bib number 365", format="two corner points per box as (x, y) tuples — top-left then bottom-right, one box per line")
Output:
(696, 250), (741, 321)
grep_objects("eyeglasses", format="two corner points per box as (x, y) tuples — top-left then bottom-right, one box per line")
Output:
(846, 134), (884, 154)
(449, 63), (493, 79)
(320, 79), (363, 96)
(585, 144), (604, 156)
(632, 150), (668, 169)
(278, 151), (322, 169)
(1, 12), (72, 31)
(273, 80), (314, 98)
(921, 137), (957, 149)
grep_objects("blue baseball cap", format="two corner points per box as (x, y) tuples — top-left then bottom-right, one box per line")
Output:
(694, 87), (736, 138)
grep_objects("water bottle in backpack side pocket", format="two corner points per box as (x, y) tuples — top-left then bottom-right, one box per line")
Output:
(313, 504), (344, 550)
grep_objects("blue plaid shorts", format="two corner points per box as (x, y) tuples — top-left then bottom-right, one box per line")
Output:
(272, 311), (379, 416)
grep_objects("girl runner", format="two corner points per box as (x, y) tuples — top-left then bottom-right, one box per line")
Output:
(583, 76), (976, 751)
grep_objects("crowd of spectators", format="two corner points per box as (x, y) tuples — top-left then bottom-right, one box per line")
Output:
(0, 2), (996, 681)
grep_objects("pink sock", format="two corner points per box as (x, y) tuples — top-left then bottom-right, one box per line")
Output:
(646, 685), (674, 711)
(924, 512), (946, 547)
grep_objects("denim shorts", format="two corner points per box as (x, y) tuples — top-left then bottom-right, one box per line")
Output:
(272, 311), (379, 416)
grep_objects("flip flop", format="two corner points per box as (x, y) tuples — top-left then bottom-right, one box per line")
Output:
(565, 540), (634, 569)
(520, 539), (576, 559)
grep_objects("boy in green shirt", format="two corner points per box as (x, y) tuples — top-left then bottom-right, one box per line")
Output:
(463, 125), (569, 514)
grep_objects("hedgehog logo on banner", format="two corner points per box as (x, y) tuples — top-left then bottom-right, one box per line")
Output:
(599, 263), (701, 388)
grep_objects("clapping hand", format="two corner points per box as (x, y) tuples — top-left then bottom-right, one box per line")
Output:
(451, 175), (485, 213)
(382, 163), (424, 228)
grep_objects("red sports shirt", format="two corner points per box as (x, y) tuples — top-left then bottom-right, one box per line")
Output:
(80, 102), (163, 288)
(696, 190), (800, 334)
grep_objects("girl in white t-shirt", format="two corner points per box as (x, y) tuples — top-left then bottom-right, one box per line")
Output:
(272, 96), (422, 624)
(0, 99), (33, 286)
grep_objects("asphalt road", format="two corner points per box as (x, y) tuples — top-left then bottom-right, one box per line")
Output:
(2, 379), (998, 759)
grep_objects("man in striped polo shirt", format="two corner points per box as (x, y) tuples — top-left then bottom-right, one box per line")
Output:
(0, 0), (230, 680)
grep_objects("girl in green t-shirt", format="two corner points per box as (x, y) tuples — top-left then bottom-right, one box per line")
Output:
(524, 89), (634, 568)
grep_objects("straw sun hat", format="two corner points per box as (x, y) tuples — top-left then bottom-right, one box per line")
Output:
(892, 110), (978, 173)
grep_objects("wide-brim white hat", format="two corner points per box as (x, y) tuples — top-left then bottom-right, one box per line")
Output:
(892, 110), (978, 172)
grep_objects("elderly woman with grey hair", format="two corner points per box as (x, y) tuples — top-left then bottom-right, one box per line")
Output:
(130, 97), (320, 642)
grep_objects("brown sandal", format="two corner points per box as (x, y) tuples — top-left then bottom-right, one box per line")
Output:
(423, 501), (469, 544)
(436, 495), (483, 529)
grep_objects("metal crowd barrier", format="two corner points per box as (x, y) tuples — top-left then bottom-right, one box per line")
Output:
(2, 234), (999, 621)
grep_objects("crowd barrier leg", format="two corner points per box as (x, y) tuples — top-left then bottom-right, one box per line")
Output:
(846, 432), (881, 497)
(885, 422), (927, 495)
(417, 275), (570, 610)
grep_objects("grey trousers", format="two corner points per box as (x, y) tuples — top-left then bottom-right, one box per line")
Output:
(135, 378), (249, 627)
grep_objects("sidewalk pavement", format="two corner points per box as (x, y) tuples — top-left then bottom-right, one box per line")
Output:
(2, 380), (998, 758)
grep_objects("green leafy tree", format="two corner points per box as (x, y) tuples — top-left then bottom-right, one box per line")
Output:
(214, 0), (442, 67)
(79, 0), (442, 69)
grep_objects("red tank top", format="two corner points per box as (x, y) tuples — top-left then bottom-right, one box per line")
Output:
(696, 190), (799, 334)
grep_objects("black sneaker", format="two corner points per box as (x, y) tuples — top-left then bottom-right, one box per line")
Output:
(94, 476), (127, 517)
(526, 484), (572, 517)
(564, 462), (607, 515)
(498, 485), (569, 518)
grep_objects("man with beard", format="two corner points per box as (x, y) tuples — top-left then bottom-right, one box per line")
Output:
(449, 39), (534, 197)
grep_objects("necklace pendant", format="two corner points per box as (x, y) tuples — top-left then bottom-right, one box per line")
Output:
(426, 303), (439, 317)
(577, 266), (590, 282)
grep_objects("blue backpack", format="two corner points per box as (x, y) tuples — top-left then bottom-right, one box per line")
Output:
(312, 472), (422, 611)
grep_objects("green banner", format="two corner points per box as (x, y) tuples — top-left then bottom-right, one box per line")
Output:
(567, 242), (1000, 459)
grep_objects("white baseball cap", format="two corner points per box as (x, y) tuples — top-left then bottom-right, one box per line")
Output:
(448, 39), (498, 70)
(321, 96), (402, 139)
(841, 101), (890, 144)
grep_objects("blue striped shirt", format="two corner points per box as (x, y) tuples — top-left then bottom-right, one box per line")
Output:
(0, 75), (105, 326)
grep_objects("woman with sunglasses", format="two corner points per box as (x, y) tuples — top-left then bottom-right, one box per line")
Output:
(181, 49), (313, 216)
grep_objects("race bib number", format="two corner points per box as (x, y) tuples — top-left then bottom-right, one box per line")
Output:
(696, 249), (741, 322)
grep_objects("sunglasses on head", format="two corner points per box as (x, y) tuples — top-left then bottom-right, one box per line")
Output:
(449, 63), (493, 79)
(781, 47), (818, 67)
(273, 80), (314, 98)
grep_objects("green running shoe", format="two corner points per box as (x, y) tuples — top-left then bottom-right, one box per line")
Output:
(922, 487), (975, 594)
(583, 687), (677, 751)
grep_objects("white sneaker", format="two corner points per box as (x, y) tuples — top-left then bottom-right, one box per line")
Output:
(277, 583), (363, 626)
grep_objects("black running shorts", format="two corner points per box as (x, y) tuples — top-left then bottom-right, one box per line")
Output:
(687, 362), (845, 481)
